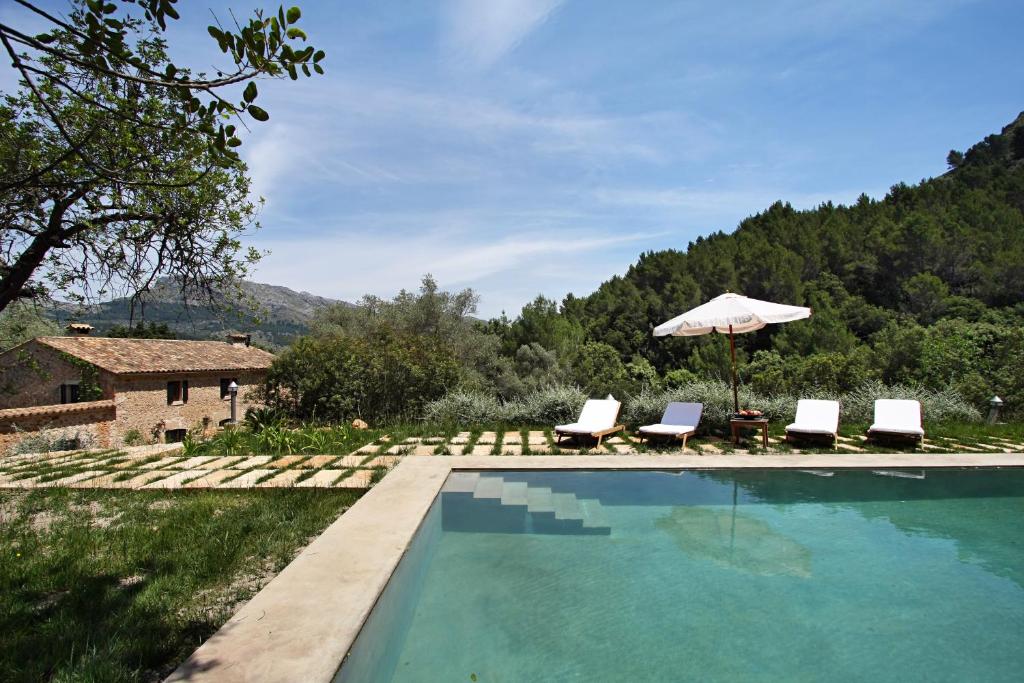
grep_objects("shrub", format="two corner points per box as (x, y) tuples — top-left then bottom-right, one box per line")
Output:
(515, 385), (588, 424)
(624, 379), (981, 430)
(262, 331), (461, 424)
(122, 429), (143, 447)
(839, 380), (982, 423)
(423, 391), (502, 426)
(424, 385), (587, 425)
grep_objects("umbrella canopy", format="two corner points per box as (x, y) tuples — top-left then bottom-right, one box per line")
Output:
(653, 292), (811, 412)
(653, 292), (811, 337)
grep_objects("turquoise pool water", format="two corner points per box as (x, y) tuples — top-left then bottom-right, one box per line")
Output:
(337, 469), (1024, 682)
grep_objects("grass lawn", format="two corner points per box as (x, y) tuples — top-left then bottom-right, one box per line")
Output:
(0, 488), (362, 682)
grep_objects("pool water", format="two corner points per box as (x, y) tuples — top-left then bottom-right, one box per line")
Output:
(337, 469), (1024, 682)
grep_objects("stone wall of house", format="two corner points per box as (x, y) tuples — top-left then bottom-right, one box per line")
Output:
(112, 371), (265, 443)
(0, 400), (116, 453)
(0, 341), (115, 409)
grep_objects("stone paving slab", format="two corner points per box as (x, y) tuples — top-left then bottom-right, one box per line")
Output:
(385, 445), (413, 455)
(410, 445), (436, 456)
(499, 444), (523, 455)
(470, 445), (494, 456)
(501, 432), (522, 444)
(476, 432), (497, 444)
(45, 470), (108, 487)
(301, 455), (340, 469)
(204, 456), (246, 469)
(141, 455), (184, 470)
(231, 456), (275, 469)
(335, 470), (373, 488)
(268, 455), (305, 469)
(217, 469), (276, 488)
(294, 469), (344, 488)
(450, 432), (472, 445)
(354, 442), (383, 454)
(177, 456), (221, 469)
(70, 472), (130, 488)
(141, 470), (209, 489)
(257, 470), (306, 488)
(114, 470), (177, 488)
(183, 469), (241, 488)
(363, 455), (401, 469)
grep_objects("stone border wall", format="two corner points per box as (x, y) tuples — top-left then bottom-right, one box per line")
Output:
(0, 399), (116, 453)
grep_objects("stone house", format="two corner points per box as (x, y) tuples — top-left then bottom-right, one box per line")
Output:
(0, 327), (274, 449)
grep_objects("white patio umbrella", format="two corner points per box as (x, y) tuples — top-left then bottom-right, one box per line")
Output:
(653, 292), (811, 413)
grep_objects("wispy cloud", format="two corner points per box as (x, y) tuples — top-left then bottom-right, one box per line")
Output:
(251, 222), (658, 314)
(442, 0), (566, 70)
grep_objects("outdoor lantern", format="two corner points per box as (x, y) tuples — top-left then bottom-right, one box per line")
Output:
(228, 381), (239, 424)
(988, 396), (1004, 425)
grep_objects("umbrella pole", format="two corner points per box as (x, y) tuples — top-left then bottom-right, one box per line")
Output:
(728, 325), (739, 413)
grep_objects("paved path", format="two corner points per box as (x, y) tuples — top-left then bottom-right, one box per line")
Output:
(3, 428), (1021, 491)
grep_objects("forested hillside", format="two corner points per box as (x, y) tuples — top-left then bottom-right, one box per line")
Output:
(492, 112), (1024, 410)
(269, 113), (1024, 424)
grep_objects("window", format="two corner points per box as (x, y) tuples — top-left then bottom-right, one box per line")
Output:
(167, 380), (189, 405)
(60, 382), (80, 404)
(220, 377), (239, 399)
(165, 428), (188, 443)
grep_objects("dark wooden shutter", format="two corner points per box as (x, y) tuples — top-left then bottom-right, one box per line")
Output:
(60, 384), (67, 404)
(182, 380), (189, 403)
(70, 385), (80, 403)
(167, 381), (177, 404)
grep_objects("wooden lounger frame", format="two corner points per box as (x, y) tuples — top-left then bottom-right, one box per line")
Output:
(865, 428), (924, 445)
(636, 429), (696, 450)
(555, 424), (625, 448)
(785, 430), (838, 450)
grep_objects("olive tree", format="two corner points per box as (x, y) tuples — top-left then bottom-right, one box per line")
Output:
(0, 1), (324, 313)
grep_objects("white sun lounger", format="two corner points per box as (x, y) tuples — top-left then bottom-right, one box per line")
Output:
(867, 399), (924, 442)
(638, 402), (703, 449)
(785, 399), (840, 448)
(555, 399), (624, 447)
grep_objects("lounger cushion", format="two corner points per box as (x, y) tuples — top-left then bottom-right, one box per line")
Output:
(785, 399), (840, 437)
(868, 424), (925, 437)
(869, 399), (923, 436)
(785, 424), (837, 436)
(555, 399), (621, 434)
(639, 423), (697, 435)
(661, 402), (703, 428)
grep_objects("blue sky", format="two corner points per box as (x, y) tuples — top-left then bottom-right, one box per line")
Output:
(5, 1), (1024, 317)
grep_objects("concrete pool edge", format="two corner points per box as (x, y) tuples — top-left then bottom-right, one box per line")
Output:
(166, 453), (1024, 682)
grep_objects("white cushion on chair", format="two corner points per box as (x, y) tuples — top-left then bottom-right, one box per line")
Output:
(868, 399), (924, 436)
(556, 399), (620, 434)
(786, 399), (840, 437)
(639, 423), (696, 436)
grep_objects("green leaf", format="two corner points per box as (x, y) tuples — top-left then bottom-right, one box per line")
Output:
(208, 26), (223, 40)
(286, 6), (301, 23)
(313, 49), (326, 63)
(313, 63), (324, 75)
(247, 105), (269, 122)
(243, 81), (258, 103)
(286, 27), (307, 41)
(35, 32), (57, 44)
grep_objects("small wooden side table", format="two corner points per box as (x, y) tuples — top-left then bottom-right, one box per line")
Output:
(730, 418), (769, 448)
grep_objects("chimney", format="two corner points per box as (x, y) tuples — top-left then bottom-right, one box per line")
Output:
(67, 323), (93, 337)
(227, 333), (251, 347)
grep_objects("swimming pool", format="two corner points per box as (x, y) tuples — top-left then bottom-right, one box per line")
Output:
(337, 468), (1024, 682)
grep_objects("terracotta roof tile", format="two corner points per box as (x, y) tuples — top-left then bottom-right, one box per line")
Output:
(0, 399), (115, 420)
(36, 337), (275, 375)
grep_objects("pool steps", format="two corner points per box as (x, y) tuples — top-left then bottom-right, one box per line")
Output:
(443, 472), (611, 533)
